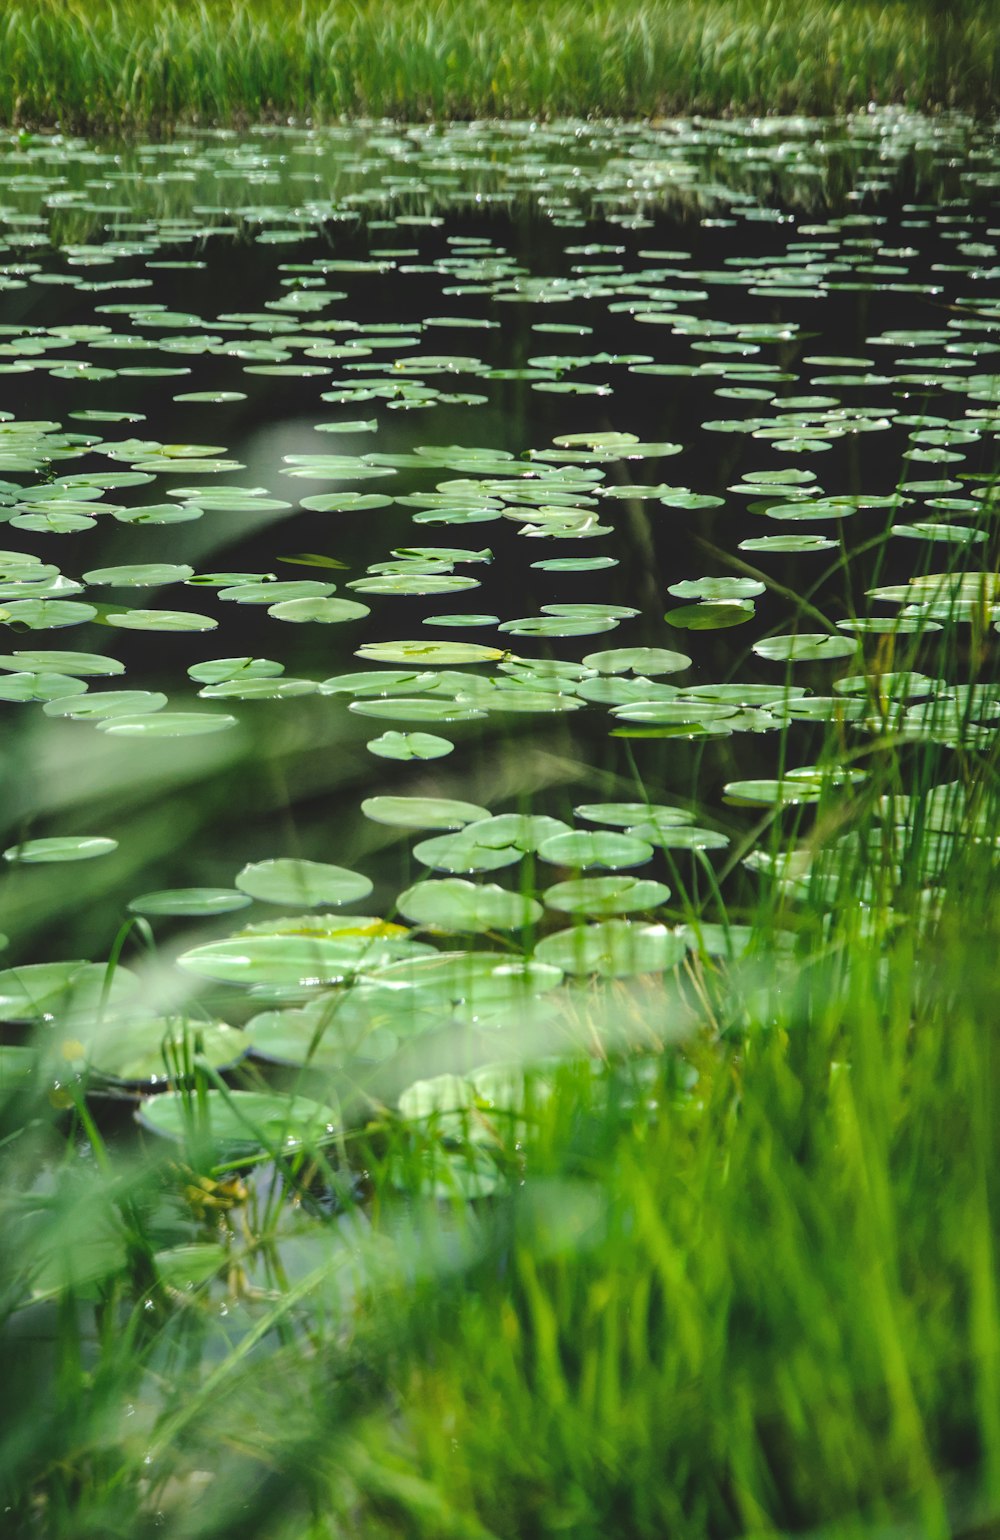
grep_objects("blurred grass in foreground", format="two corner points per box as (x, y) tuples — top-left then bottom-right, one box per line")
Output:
(1, 0), (997, 131)
(4, 805), (1000, 1538)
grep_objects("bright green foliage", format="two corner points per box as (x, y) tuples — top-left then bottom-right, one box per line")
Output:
(0, 0), (997, 128)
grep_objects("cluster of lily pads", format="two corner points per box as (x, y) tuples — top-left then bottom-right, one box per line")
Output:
(0, 113), (997, 1190)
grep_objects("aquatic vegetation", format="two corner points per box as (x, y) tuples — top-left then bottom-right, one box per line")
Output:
(0, 115), (999, 1536)
(1, 0), (999, 127)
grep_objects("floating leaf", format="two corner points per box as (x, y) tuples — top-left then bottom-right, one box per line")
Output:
(0, 672), (88, 703)
(412, 833), (522, 874)
(535, 921), (686, 978)
(583, 647), (691, 675)
(667, 577), (764, 600)
(349, 697), (485, 723)
(499, 615), (619, 638)
(105, 609), (217, 632)
(86, 1019), (246, 1085)
(137, 1089), (339, 1155)
(177, 934), (414, 987)
(82, 564), (194, 587)
(129, 889), (253, 918)
(188, 657), (284, 684)
(4, 836), (117, 864)
(268, 596), (370, 623)
(575, 802), (693, 829)
(544, 876), (671, 916)
(351, 574), (479, 596)
(753, 634), (858, 663)
(423, 613), (500, 628)
(43, 690), (168, 720)
(98, 713), (237, 737)
(367, 732), (454, 760)
(361, 796), (489, 830)
(0, 600), (97, 630)
(219, 581), (336, 605)
(664, 602), (755, 629)
(199, 677), (317, 700)
(397, 879), (543, 932)
(537, 831), (654, 869)
(356, 640), (505, 666)
(0, 649), (124, 677)
(724, 768), (865, 806)
(235, 859), (373, 908)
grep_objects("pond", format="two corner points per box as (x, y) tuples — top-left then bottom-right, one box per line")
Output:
(0, 109), (998, 1184)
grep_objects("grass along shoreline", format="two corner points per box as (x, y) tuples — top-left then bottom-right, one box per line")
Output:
(2, 0), (999, 132)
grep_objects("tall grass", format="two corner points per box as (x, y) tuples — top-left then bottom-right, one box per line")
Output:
(0, 0), (997, 131)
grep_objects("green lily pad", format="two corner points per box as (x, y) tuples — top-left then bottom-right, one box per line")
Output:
(537, 831), (654, 869)
(187, 656), (285, 684)
(0, 672), (88, 703)
(97, 712), (237, 737)
(219, 581), (336, 605)
(85, 1018), (246, 1085)
(397, 879), (543, 932)
(44, 690), (168, 720)
(664, 602), (755, 629)
(137, 1089), (339, 1156)
(543, 876), (671, 916)
(575, 801), (693, 829)
(235, 859), (373, 908)
(177, 934), (412, 987)
(582, 647), (691, 675)
(0, 961), (138, 1024)
(534, 921), (687, 978)
(4, 836), (117, 864)
(367, 732), (454, 760)
(0, 600), (97, 630)
(356, 640), (505, 666)
(361, 796), (489, 830)
(129, 888), (253, 918)
(82, 564), (195, 587)
(753, 634), (858, 663)
(412, 833), (522, 874)
(499, 615), (619, 638)
(105, 609), (217, 632)
(0, 650), (124, 677)
(667, 577), (765, 600)
(268, 596), (371, 623)
(349, 697), (485, 723)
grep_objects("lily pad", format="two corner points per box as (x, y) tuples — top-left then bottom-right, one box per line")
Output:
(753, 634), (858, 663)
(664, 602), (755, 629)
(544, 876), (671, 916)
(82, 564), (195, 587)
(361, 796), (489, 830)
(177, 933), (414, 987)
(397, 879), (543, 933)
(235, 859), (373, 908)
(84, 1018), (246, 1085)
(128, 889), (253, 918)
(583, 647), (691, 675)
(536, 831), (654, 869)
(4, 836), (117, 864)
(367, 731), (454, 760)
(534, 921), (687, 978)
(105, 609), (217, 632)
(137, 1089), (339, 1156)
(356, 640), (505, 666)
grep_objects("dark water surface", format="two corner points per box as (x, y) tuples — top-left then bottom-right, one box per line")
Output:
(0, 111), (997, 1120)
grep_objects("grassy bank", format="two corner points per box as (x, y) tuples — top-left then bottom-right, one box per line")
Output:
(1, 0), (998, 131)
